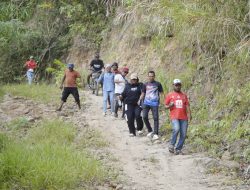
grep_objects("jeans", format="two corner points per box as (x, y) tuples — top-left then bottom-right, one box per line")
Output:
(125, 104), (144, 135)
(170, 119), (188, 150)
(142, 105), (159, 135)
(27, 71), (34, 85)
(103, 90), (114, 113)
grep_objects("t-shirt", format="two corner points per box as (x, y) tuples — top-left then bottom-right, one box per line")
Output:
(165, 91), (189, 120)
(114, 73), (125, 94)
(25, 60), (37, 71)
(64, 69), (81, 87)
(122, 83), (142, 105)
(90, 59), (104, 71)
(142, 81), (163, 106)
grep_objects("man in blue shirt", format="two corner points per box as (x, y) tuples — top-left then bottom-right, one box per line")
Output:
(141, 71), (164, 140)
(98, 64), (115, 116)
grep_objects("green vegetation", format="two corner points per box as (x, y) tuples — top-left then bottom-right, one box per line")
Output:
(108, 0), (250, 164)
(2, 84), (60, 103)
(0, 120), (107, 189)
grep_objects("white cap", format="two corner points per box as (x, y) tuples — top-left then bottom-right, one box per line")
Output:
(173, 79), (181, 84)
(130, 73), (138, 80)
(105, 64), (111, 68)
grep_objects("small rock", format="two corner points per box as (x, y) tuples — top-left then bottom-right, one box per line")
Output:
(115, 184), (123, 190)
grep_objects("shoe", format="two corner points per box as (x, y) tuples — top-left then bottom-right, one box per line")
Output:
(88, 84), (91, 89)
(129, 133), (135, 137)
(175, 149), (183, 155)
(114, 113), (118, 118)
(147, 132), (153, 138)
(169, 144), (175, 153)
(152, 134), (159, 141)
(138, 130), (143, 135)
(103, 112), (106, 116)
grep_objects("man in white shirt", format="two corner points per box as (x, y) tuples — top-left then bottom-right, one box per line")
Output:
(114, 67), (129, 117)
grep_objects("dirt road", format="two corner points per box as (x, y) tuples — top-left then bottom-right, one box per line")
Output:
(77, 91), (234, 190)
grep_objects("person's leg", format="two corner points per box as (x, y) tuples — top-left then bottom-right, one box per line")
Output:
(27, 71), (33, 85)
(57, 88), (70, 111)
(121, 101), (125, 118)
(103, 90), (108, 114)
(142, 105), (152, 133)
(87, 73), (92, 85)
(114, 93), (119, 117)
(107, 94), (111, 109)
(151, 106), (159, 135)
(176, 120), (188, 151)
(135, 106), (143, 131)
(126, 104), (136, 136)
(72, 88), (81, 109)
(170, 119), (180, 147)
(109, 91), (115, 113)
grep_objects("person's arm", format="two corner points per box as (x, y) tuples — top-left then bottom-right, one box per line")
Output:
(186, 96), (192, 121)
(98, 73), (104, 83)
(139, 83), (146, 101)
(120, 85), (127, 100)
(165, 94), (174, 109)
(114, 74), (124, 84)
(60, 74), (66, 89)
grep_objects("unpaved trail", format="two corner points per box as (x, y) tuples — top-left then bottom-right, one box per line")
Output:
(78, 91), (234, 190)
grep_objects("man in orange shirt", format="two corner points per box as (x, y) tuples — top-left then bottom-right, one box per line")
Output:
(165, 79), (192, 155)
(57, 63), (81, 111)
(25, 56), (37, 85)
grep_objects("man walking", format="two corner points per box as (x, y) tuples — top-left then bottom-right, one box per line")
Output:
(121, 73), (144, 136)
(165, 79), (192, 155)
(114, 67), (129, 118)
(25, 56), (37, 85)
(98, 64), (115, 116)
(141, 71), (164, 140)
(57, 63), (81, 111)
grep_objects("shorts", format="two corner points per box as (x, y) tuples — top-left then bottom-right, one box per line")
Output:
(61, 87), (80, 103)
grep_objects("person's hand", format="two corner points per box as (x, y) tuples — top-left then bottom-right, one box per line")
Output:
(60, 85), (63, 90)
(137, 100), (141, 106)
(188, 114), (192, 122)
(119, 95), (123, 100)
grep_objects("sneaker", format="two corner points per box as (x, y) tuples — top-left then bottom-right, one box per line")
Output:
(129, 133), (135, 137)
(103, 112), (107, 116)
(169, 144), (175, 153)
(137, 130), (143, 135)
(114, 113), (118, 118)
(147, 132), (153, 138)
(152, 134), (159, 141)
(175, 149), (184, 155)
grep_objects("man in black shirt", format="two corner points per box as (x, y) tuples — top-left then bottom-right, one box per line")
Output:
(121, 73), (144, 137)
(87, 53), (104, 86)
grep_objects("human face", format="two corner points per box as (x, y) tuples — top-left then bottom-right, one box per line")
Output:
(173, 83), (181, 92)
(106, 66), (111, 72)
(68, 67), (73, 72)
(130, 79), (138, 84)
(148, 73), (155, 82)
(122, 71), (128, 76)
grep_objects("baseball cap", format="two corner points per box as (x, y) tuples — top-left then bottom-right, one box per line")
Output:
(67, 63), (74, 68)
(30, 56), (34, 59)
(122, 67), (129, 73)
(173, 79), (181, 84)
(130, 73), (138, 80)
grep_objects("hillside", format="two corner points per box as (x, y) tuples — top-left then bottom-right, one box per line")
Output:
(0, 0), (249, 187)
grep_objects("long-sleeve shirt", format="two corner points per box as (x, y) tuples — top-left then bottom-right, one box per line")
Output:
(98, 72), (115, 92)
(122, 83), (142, 105)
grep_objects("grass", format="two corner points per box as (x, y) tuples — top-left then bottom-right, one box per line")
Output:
(2, 84), (60, 103)
(0, 120), (108, 190)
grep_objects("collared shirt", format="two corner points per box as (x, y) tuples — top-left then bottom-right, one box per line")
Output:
(98, 72), (115, 92)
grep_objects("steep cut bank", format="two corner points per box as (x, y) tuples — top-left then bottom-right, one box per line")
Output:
(95, 0), (249, 179)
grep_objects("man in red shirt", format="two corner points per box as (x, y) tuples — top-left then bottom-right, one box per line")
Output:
(57, 63), (81, 111)
(25, 56), (37, 85)
(165, 79), (192, 155)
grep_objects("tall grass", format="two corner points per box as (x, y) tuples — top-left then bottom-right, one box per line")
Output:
(0, 120), (107, 189)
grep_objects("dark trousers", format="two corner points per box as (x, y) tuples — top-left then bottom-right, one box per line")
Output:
(125, 104), (144, 135)
(142, 105), (159, 135)
(114, 93), (122, 115)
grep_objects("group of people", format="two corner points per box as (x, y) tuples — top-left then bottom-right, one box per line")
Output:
(56, 53), (192, 155)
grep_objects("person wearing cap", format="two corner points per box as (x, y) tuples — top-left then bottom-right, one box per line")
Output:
(57, 63), (81, 111)
(98, 64), (115, 116)
(87, 53), (104, 87)
(120, 73), (144, 136)
(111, 62), (121, 74)
(165, 79), (192, 155)
(141, 71), (164, 141)
(24, 56), (37, 85)
(113, 67), (129, 118)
